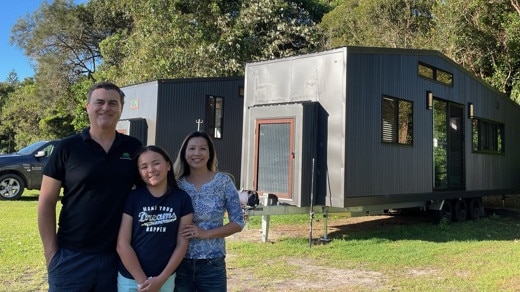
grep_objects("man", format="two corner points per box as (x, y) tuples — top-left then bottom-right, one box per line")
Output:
(38, 82), (143, 291)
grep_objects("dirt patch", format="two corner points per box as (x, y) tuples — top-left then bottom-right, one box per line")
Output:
(226, 205), (520, 291)
(229, 211), (432, 243)
(226, 257), (388, 292)
(225, 212), (431, 291)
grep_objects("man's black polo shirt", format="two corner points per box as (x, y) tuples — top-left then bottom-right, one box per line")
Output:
(43, 128), (142, 254)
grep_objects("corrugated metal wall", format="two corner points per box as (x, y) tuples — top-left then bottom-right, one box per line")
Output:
(345, 51), (434, 198)
(343, 48), (520, 204)
(154, 77), (244, 184)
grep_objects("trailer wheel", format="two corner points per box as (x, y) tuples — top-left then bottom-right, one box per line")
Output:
(433, 200), (453, 224)
(453, 199), (468, 222)
(467, 197), (484, 220)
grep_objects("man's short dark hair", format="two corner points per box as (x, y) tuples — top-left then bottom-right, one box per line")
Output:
(87, 82), (125, 105)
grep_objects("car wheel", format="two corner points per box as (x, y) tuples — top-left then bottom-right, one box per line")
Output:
(0, 174), (25, 200)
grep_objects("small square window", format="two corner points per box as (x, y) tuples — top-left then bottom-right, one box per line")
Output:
(472, 118), (504, 154)
(382, 95), (413, 145)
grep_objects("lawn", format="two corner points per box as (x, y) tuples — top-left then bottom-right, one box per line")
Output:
(226, 208), (520, 291)
(2, 192), (520, 291)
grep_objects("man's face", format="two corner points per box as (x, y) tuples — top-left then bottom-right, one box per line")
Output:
(86, 88), (123, 130)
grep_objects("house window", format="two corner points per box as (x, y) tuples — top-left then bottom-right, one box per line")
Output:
(205, 95), (224, 139)
(382, 96), (413, 145)
(418, 62), (453, 86)
(472, 118), (504, 154)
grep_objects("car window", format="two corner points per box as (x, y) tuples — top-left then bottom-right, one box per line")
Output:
(42, 144), (55, 157)
(17, 141), (48, 155)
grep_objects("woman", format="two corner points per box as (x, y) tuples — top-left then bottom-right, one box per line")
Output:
(173, 131), (244, 292)
(117, 146), (193, 292)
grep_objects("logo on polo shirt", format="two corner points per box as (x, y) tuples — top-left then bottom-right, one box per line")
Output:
(120, 152), (132, 160)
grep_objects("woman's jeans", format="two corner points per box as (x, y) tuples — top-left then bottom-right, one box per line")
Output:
(174, 257), (226, 292)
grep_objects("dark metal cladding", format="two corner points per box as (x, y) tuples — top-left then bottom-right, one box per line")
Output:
(119, 77), (244, 186)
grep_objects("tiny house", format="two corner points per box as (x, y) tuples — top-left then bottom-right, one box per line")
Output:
(118, 77), (245, 182)
(240, 47), (520, 219)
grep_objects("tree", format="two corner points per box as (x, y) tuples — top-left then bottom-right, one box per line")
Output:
(428, 0), (520, 103)
(0, 81), (17, 153)
(5, 71), (20, 86)
(70, 79), (92, 131)
(10, 0), (132, 138)
(319, 0), (520, 104)
(319, 0), (434, 49)
(10, 0), (130, 82)
(98, 0), (327, 85)
(214, 0), (325, 70)
(0, 81), (41, 148)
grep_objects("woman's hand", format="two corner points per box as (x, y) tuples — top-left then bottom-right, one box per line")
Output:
(181, 224), (204, 239)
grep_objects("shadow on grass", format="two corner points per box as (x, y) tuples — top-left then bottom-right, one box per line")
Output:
(17, 195), (40, 202)
(16, 193), (63, 202)
(323, 207), (520, 243)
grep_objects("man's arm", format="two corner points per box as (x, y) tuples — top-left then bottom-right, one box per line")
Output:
(37, 175), (62, 266)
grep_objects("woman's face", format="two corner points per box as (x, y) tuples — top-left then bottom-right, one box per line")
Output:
(138, 150), (170, 188)
(184, 137), (210, 170)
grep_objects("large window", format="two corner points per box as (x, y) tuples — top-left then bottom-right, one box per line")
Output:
(472, 118), (504, 154)
(205, 95), (224, 139)
(418, 62), (453, 86)
(382, 96), (413, 145)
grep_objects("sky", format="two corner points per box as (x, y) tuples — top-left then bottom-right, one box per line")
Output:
(0, 1), (86, 82)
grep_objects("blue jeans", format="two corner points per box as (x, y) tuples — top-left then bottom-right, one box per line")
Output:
(117, 272), (176, 292)
(174, 257), (227, 292)
(47, 247), (118, 292)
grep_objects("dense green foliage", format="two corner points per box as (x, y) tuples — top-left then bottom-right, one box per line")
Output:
(1, 0), (520, 152)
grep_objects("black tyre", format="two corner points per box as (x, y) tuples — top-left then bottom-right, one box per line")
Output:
(433, 200), (453, 224)
(0, 174), (25, 200)
(453, 199), (468, 222)
(467, 197), (484, 220)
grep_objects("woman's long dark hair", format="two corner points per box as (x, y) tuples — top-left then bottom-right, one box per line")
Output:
(173, 131), (217, 179)
(134, 145), (178, 190)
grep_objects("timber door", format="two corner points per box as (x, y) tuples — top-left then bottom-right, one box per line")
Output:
(432, 99), (465, 190)
(253, 119), (295, 199)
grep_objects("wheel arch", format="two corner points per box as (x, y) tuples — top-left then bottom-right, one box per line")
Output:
(0, 169), (29, 188)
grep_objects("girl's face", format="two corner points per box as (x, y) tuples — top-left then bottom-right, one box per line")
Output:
(138, 150), (170, 188)
(185, 137), (210, 170)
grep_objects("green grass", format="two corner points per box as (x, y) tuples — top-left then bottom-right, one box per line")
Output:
(226, 210), (520, 291)
(3, 191), (520, 291)
(0, 191), (49, 292)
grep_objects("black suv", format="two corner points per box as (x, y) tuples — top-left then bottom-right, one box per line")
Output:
(0, 140), (59, 200)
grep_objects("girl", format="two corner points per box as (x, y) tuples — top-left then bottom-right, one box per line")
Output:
(117, 146), (193, 292)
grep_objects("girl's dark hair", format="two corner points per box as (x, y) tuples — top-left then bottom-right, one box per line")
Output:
(134, 145), (178, 190)
(173, 131), (217, 179)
